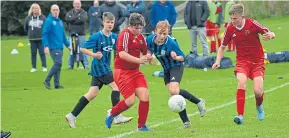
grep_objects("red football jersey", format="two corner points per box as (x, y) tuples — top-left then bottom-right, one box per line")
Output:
(114, 28), (147, 70)
(222, 18), (270, 62)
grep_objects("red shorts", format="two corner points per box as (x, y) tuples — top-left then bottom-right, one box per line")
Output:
(234, 61), (265, 80)
(114, 68), (148, 99)
(206, 20), (216, 36)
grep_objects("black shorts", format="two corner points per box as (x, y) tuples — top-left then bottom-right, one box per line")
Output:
(91, 72), (114, 90)
(164, 66), (184, 85)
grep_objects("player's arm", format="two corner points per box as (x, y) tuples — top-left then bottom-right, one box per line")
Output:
(170, 39), (185, 62)
(252, 20), (275, 40)
(118, 32), (147, 64)
(80, 34), (102, 59)
(212, 28), (232, 70)
(212, 46), (226, 69)
(146, 50), (156, 65)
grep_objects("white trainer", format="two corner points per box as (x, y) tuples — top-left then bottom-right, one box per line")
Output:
(107, 109), (133, 124)
(42, 67), (47, 72)
(30, 68), (36, 72)
(65, 113), (76, 128)
(197, 98), (206, 117)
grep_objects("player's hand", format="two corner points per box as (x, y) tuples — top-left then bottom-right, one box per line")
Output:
(216, 24), (220, 28)
(44, 47), (49, 55)
(139, 56), (148, 64)
(170, 51), (177, 60)
(262, 32), (275, 41)
(93, 52), (103, 59)
(146, 53), (153, 60)
(212, 63), (220, 70)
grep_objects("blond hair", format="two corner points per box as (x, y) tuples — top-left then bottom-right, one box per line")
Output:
(28, 3), (42, 16)
(155, 20), (171, 32)
(229, 4), (244, 16)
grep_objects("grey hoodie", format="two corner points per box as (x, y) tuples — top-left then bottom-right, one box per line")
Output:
(97, 2), (125, 33)
(24, 15), (46, 40)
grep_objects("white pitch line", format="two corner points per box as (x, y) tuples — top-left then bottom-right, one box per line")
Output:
(108, 81), (289, 138)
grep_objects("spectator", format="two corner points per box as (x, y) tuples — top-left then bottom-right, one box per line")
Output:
(127, 0), (146, 16)
(150, 0), (177, 35)
(97, 0), (125, 34)
(65, 0), (89, 69)
(42, 4), (71, 90)
(207, 0), (218, 53)
(215, 0), (223, 48)
(224, 0), (236, 52)
(184, 1), (210, 57)
(88, 0), (101, 35)
(24, 3), (47, 73)
(143, 2), (154, 36)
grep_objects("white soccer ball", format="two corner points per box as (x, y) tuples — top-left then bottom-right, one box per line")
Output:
(168, 95), (186, 113)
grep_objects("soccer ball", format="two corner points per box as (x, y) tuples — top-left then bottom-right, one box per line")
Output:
(168, 95), (186, 113)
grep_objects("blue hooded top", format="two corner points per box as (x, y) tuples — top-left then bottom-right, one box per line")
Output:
(150, 1), (177, 29)
(42, 14), (69, 50)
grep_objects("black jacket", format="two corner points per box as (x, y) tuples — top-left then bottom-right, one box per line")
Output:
(65, 9), (88, 35)
(184, 1), (209, 28)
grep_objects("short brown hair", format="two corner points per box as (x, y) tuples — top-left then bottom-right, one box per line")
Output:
(155, 20), (171, 32)
(128, 13), (145, 27)
(102, 12), (115, 21)
(229, 4), (244, 16)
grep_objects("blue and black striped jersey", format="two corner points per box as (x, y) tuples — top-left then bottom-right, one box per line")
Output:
(146, 34), (185, 71)
(83, 31), (117, 77)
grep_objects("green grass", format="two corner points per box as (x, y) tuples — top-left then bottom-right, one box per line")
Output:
(1, 17), (289, 138)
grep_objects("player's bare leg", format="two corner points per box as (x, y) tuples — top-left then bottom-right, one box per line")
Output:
(135, 87), (150, 131)
(253, 76), (265, 120)
(66, 86), (99, 128)
(108, 82), (133, 124)
(234, 73), (247, 125)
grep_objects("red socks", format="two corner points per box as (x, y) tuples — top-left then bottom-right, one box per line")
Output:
(255, 92), (264, 106)
(110, 100), (129, 117)
(138, 101), (149, 128)
(210, 41), (216, 52)
(236, 89), (246, 116)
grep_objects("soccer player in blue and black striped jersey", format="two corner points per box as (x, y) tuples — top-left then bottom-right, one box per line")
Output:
(146, 21), (207, 128)
(65, 12), (132, 128)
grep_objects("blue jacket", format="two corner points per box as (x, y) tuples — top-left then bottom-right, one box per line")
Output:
(42, 14), (69, 50)
(150, 1), (177, 29)
(127, 1), (146, 16)
(88, 6), (99, 23)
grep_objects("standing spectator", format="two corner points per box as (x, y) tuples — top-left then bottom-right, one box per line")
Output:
(224, 0), (236, 52)
(97, 0), (125, 34)
(215, 0), (223, 48)
(24, 3), (47, 73)
(184, 1), (209, 57)
(150, 0), (177, 35)
(42, 4), (71, 90)
(143, 2), (154, 36)
(207, 0), (218, 53)
(88, 0), (101, 35)
(127, 0), (146, 16)
(65, 0), (89, 69)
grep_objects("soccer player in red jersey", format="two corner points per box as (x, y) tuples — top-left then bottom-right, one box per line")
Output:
(212, 4), (275, 125)
(105, 13), (151, 131)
